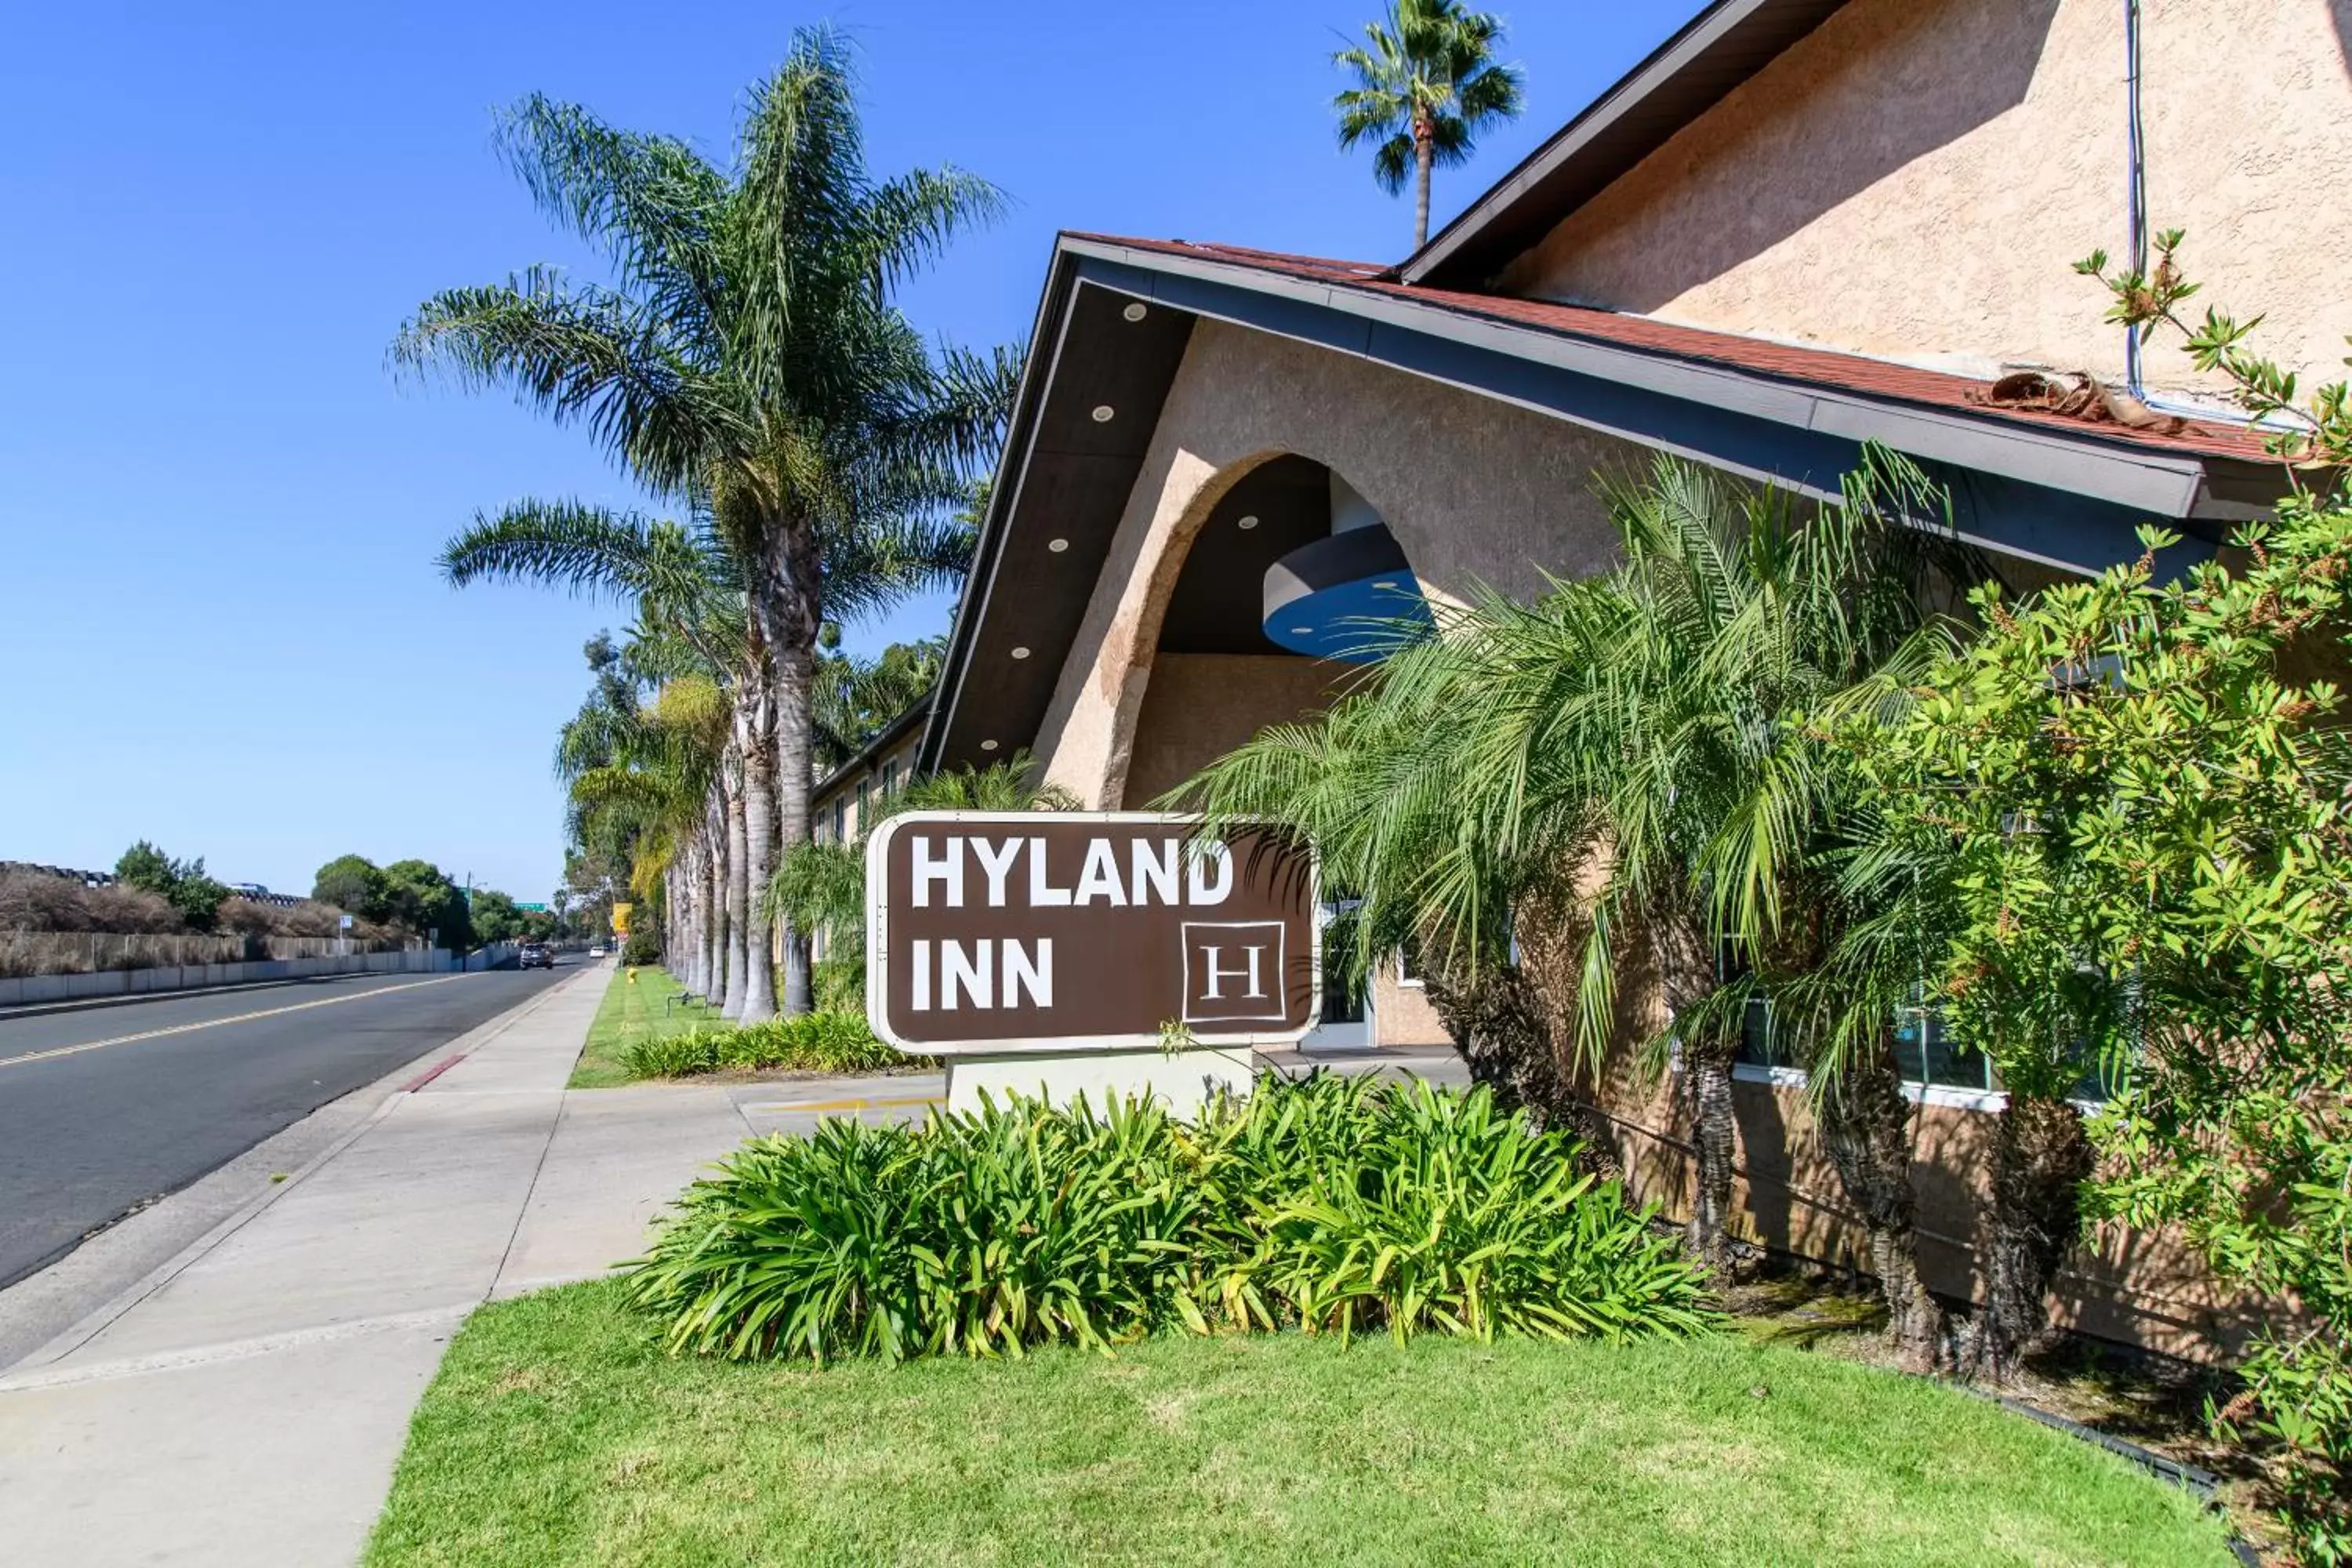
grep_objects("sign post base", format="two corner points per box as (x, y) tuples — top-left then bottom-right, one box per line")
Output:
(943, 1047), (1258, 1120)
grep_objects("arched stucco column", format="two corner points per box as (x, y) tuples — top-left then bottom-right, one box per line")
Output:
(1027, 317), (1632, 808)
(1034, 445), (1279, 808)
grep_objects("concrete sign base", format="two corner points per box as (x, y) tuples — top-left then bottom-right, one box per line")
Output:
(943, 1047), (1256, 1120)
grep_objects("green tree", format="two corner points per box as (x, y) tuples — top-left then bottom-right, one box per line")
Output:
(1835, 234), (2352, 1548)
(766, 754), (1076, 1001)
(814, 634), (945, 769)
(470, 889), (526, 945)
(448, 517), (745, 1012)
(116, 840), (228, 932)
(311, 854), (388, 920)
(1179, 449), (1981, 1336)
(396, 27), (1011, 1019)
(382, 860), (473, 950)
(1332, 0), (1524, 249)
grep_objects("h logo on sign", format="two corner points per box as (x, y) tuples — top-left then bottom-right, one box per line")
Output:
(1180, 921), (1287, 1024)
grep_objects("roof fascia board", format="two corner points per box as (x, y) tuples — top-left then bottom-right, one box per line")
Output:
(1065, 238), (2210, 521)
(918, 247), (1086, 775)
(1403, 0), (1846, 285)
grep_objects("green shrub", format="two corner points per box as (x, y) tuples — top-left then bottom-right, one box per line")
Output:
(622, 1075), (1708, 1364)
(620, 929), (662, 967)
(811, 956), (863, 1012)
(1205, 1079), (1711, 1343)
(619, 1011), (911, 1080)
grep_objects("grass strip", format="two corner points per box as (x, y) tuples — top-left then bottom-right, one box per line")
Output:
(367, 1279), (2236, 1568)
(570, 966), (720, 1089)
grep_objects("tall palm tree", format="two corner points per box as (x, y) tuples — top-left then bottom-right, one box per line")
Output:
(395, 27), (1011, 1019)
(1332, 0), (1524, 249)
(1182, 449), (1984, 1345)
(765, 753), (1077, 1000)
(813, 634), (946, 770)
(445, 504), (752, 1010)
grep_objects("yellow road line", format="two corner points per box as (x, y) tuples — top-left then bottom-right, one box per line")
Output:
(0, 975), (472, 1072)
(749, 1093), (942, 1115)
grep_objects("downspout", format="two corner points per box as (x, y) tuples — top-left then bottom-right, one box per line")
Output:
(2120, 0), (2268, 429)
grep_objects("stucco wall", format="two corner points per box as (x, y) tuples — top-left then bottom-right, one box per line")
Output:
(1501, 0), (2352, 399)
(1033, 317), (1647, 808)
(1371, 967), (1450, 1047)
(812, 731), (923, 844)
(1121, 653), (1352, 806)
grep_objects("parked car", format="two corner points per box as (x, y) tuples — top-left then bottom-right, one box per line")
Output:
(587, 944), (608, 959)
(517, 942), (555, 970)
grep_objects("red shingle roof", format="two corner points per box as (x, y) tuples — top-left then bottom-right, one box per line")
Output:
(1069, 233), (2274, 466)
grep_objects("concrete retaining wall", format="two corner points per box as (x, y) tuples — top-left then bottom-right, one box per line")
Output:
(0, 947), (467, 1009)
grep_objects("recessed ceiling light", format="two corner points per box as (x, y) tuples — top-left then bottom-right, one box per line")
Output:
(1122, 302), (1147, 322)
(1372, 580), (1399, 590)
(1290, 626), (1314, 636)
(1047, 537), (1069, 554)
(979, 739), (1000, 752)
(1010, 647), (1030, 660)
(1236, 515), (1259, 530)
(1091, 405), (1115, 423)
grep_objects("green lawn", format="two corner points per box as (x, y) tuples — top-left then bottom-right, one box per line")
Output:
(366, 1281), (2235, 1568)
(570, 966), (721, 1088)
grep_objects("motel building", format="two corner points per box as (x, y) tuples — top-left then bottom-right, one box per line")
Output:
(815, 0), (2352, 1359)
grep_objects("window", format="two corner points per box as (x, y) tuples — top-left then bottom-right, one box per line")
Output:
(831, 796), (847, 843)
(1395, 937), (1425, 989)
(881, 760), (899, 797)
(1891, 1003), (1995, 1094)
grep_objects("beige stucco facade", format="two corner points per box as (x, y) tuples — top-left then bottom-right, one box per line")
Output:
(1032, 316), (1649, 812)
(812, 728), (922, 846)
(1501, 0), (2352, 401)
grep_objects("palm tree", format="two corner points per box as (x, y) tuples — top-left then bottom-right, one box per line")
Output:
(765, 753), (1077, 1002)
(1181, 449), (1985, 1343)
(445, 504), (752, 1010)
(395, 27), (1011, 1020)
(1332, 0), (1524, 249)
(813, 634), (946, 770)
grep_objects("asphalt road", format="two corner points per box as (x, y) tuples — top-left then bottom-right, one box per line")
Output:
(0, 960), (575, 1291)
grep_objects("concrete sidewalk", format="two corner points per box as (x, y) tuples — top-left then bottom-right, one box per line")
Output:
(0, 964), (938, 1568)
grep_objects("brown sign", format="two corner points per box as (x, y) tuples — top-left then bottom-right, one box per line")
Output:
(864, 813), (1319, 1054)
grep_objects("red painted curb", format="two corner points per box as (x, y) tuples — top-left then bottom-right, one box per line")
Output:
(401, 1054), (467, 1094)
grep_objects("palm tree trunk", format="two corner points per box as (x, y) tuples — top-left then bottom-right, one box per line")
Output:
(1685, 1029), (1740, 1279)
(1412, 115), (1435, 249)
(1644, 900), (1740, 1279)
(1976, 1091), (2091, 1381)
(1420, 961), (1620, 1176)
(773, 637), (815, 1016)
(753, 519), (822, 1017)
(722, 741), (750, 1020)
(1817, 1028), (1945, 1372)
(703, 800), (727, 1004)
(679, 840), (706, 997)
(738, 665), (780, 1025)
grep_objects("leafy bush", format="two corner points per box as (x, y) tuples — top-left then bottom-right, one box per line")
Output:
(620, 1011), (909, 1080)
(112, 840), (227, 931)
(619, 928), (662, 967)
(1204, 1078), (1709, 1343)
(811, 956), (863, 1013)
(624, 1075), (1708, 1364)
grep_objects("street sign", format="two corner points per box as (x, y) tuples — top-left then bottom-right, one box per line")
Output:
(515, 902), (548, 913)
(865, 812), (1318, 1055)
(339, 914), (354, 930)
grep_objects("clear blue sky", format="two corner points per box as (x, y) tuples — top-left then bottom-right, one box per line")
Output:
(0, 1), (1701, 902)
